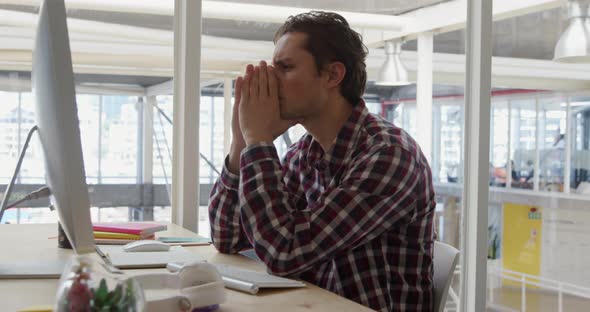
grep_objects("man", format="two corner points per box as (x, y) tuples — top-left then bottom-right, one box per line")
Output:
(209, 11), (435, 311)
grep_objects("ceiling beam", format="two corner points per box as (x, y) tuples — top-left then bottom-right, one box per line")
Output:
(3, 42), (590, 92)
(0, 1), (585, 91)
(0, 0), (410, 31)
(145, 79), (173, 96)
(0, 8), (172, 44)
(365, 0), (566, 46)
(0, 0), (567, 50)
(370, 51), (590, 91)
(0, 9), (274, 52)
(0, 75), (145, 94)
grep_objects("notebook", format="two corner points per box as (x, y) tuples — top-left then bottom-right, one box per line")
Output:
(94, 231), (148, 240)
(92, 222), (167, 236)
(94, 235), (155, 245)
(96, 245), (204, 269)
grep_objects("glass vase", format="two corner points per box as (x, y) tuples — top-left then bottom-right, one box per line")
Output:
(54, 255), (145, 312)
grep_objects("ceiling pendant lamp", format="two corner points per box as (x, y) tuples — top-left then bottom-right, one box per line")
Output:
(554, 0), (590, 63)
(375, 40), (411, 86)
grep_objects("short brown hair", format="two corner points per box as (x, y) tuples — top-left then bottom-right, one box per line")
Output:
(274, 11), (368, 106)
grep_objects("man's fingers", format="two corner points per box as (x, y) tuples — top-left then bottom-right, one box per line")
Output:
(234, 76), (243, 109)
(268, 66), (278, 100)
(241, 65), (253, 108)
(250, 66), (260, 99)
(258, 61), (268, 97)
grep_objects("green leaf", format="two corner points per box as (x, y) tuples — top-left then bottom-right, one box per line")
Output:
(94, 278), (109, 306)
(111, 284), (123, 304)
(89, 278), (139, 311)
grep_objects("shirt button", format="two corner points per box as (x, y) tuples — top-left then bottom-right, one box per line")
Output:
(315, 162), (327, 171)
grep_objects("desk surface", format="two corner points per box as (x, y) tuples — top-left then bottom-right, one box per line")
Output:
(0, 223), (371, 312)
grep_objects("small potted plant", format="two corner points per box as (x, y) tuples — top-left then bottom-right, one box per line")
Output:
(55, 256), (144, 312)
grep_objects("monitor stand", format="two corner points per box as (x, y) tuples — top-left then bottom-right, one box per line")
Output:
(0, 125), (38, 223)
(0, 125), (65, 279)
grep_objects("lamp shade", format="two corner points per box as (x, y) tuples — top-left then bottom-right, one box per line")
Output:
(554, 1), (590, 63)
(375, 41), (411, 86)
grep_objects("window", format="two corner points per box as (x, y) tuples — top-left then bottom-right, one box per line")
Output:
(537, 97), (566, 192)
(510, 98), (537, 190)
(0, 91), (24, 183)
(100, 96), (140, 184)
(436, 100), (463, 183)
(570, 96), (590, 193)
(153, 95), (174, 185)
(77, 94), (101, 184)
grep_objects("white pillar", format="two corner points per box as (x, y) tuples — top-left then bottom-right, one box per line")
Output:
(171, 0), (201, 232)
(223, 77), (232, 157)
(461, 0), (493, 311)
(143, 95), (155, 184)
(564, 97), (571, 193)
(507, 100), (512, 189)
(416, 32), (434, 163)
(432, 103), (441, 181)
(534, 99), (541, 191)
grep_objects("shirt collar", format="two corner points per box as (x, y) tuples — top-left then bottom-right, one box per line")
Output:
(307, 100), (369, 171)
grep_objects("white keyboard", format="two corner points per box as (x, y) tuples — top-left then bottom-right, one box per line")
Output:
(213, 263), (304, 286)
(167, 262), (305, 294)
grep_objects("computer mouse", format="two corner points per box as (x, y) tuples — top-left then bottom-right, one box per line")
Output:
(123, 240), (171, 252)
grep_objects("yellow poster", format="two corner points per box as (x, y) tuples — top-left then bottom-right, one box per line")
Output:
(502, 203), (542, 288)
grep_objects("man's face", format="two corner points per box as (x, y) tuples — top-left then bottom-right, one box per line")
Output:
(272, 32), (327, 120)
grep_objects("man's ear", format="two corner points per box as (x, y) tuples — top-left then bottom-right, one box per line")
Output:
(325, 62), (346, 89)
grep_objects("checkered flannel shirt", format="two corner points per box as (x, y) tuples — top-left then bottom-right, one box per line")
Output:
(209, 101), (435, 311)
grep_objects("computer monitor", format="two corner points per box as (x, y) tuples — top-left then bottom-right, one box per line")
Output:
(32, 0), (94, 254)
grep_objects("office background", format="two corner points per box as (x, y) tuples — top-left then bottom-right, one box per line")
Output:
(1, 0), (590, 311)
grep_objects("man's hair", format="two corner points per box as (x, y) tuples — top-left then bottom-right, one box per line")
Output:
(274, 11), (368, 106)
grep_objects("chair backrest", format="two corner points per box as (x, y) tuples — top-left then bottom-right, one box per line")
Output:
(433, 241), (460, 312)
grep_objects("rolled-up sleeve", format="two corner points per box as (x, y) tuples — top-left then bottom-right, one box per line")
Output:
(208, 156), (252, 253)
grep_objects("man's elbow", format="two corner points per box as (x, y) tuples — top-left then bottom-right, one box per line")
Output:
(211, 240), (238, 254)
(262, 255), (302, 277)
(211, 238), (252, 254)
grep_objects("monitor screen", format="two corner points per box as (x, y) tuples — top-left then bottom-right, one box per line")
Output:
(32, 0), (94, 254)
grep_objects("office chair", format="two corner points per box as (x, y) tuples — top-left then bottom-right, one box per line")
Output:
(433, 241), (460, 312)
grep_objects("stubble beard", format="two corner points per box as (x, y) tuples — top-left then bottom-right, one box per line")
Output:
(280, 108), (306, 121)
(279, 100), (303, 120)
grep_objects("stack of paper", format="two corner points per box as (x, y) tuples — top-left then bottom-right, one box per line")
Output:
(93, 222), (167, 245)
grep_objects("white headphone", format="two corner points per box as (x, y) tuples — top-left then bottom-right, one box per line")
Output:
(133, 261), (226, 312)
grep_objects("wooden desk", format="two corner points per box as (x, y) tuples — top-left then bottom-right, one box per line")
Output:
(0, 223), (371, 311)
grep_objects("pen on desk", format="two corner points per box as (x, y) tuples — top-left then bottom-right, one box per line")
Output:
(95, 245), (105, 257)
(95, 246), (111, 264)
(222, 277), (260, 294)
(95, 246), (123, 274)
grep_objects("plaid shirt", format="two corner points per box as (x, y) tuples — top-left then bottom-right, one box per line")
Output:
(209, 101), (435, 311)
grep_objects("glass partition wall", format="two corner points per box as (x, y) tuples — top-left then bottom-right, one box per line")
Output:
(386, 89), (590, 310)
(3, 1), (590, 311)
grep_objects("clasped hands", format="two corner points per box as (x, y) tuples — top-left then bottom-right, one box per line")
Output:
(227, 61), (298, 173)
(237, 61), (298, 145)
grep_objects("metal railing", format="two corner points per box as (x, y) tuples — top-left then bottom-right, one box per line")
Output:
(487, 266), (590, 312)
(442, 263), (590, 312)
